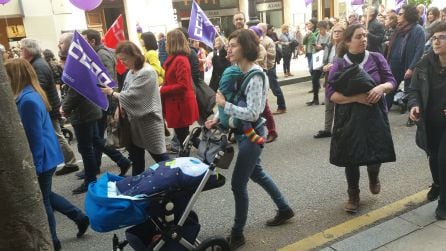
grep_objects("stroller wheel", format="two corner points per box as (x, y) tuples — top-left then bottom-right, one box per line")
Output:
(61, 127), (74, 143)
(195, 237), (230, 251)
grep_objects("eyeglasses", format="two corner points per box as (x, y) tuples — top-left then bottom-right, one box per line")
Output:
(398, 12), (404, 16)
(430, 34), (446, 42)
(333, 30), (343, 33)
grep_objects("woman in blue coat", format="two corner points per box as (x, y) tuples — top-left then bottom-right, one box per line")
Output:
(5, 59), (89, 250)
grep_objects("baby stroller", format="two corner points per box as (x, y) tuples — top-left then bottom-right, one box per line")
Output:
(86, 126), (234, 251)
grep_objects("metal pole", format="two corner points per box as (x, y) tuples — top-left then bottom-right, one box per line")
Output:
(246, 0), (260, 27)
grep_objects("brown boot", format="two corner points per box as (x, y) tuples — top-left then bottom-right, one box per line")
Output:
(368, 171), (381, 194)
(344, 189), (360, 213)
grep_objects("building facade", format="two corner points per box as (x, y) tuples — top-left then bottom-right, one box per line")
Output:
(3, 0), (427, 55)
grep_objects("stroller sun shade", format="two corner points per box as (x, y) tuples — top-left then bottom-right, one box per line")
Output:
(85, 157), (224, 232)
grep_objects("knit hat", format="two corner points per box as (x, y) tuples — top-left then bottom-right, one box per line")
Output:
(249, 26), (263, 38)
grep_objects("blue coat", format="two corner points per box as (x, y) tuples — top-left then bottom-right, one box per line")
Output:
(16, 85), (63, 175)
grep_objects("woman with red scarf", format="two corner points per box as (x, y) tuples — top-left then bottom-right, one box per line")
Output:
(385, 5), (425, 126)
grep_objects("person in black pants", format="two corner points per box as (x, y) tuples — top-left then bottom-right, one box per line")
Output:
(408, 22), (446, 219)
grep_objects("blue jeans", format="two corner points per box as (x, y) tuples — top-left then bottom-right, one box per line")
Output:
(231, 126), (290, 236)
(306, 53), (313, 73)
(73, 120), (103, 184)
(39, 168), (87, 245)
(38, 168), (59, 244)
(97, 113), (131, 168)
(267, 66), (286, 110)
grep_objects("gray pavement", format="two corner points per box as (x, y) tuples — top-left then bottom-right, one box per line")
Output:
(325, 202), (446, 251)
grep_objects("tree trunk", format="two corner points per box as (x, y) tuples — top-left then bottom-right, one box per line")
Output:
(0, 57), (53, 249)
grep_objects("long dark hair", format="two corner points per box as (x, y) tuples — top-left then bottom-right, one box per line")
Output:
(141, 32), (158, 51)
(337, 24), (365, 57)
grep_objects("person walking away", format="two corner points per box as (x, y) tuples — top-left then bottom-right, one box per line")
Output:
(20, 38), (80, 176)
(161, 29), (199, 149)
(407, 23), (446, 219)
(206, 29), (294, 250)
(5, 59), (90, 250)
(326, 24), (396, 213)
(141, 31), (165, 86)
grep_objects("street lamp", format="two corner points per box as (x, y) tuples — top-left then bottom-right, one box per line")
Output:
(246, 0), (260, 27)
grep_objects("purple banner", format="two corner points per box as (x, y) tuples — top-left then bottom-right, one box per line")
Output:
(395, 0), (406, 12)
(62, 31), (116, 111)
(351, 0), (364, 5)
(305, 0), (313, 6)
(188, 0), (216, 49)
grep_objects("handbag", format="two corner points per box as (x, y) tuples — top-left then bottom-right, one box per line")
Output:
(193, 79), (216, 123)
(312, 50), (325, 70)
(105, 108), (131, 149)
(197, 127), (234, 169)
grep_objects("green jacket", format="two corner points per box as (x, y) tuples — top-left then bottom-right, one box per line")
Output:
(302, 30), (318, 54)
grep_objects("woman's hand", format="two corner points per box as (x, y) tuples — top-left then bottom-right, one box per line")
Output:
(410, 106), (421, 122)
(322, 63), (333, 72)
(100, 86), (114, 96)
(205, 119), (218, 129)
(216, 90), (226, 107)
(367, 85), (385, 104)
(355, 93), (372, 106)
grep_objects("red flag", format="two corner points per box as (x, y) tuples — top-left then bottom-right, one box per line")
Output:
(103, 15), (127, 74)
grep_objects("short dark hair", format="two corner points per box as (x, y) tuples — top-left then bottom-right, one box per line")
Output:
(116, 41), (145, 70)
(431, 21), (446, 34)
(228, 29), (259, 62)
(401, 5), (420, 24)
(81, 29), (102, 46)
(177, 27), (189, 39)
(141, 32), (158, 51)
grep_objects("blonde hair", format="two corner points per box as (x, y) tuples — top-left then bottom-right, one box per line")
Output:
(281, 24), (289, 33)
(5, 58), (51, 111)
(166, 29), (190, 56)
(214, 36), (227, 48)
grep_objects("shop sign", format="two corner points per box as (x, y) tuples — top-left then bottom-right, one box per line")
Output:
(256, 2), (282, 12)
(204, 8), (238, 17)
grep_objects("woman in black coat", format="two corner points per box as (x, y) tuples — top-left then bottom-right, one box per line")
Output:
(209, 36), (231, 92)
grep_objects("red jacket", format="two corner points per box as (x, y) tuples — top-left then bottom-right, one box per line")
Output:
(161, 54), (198, 128)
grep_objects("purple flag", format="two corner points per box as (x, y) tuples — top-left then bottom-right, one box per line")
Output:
(188, 0), (216, 49)
(351, 0), (364, 5)
(395, 0), (406, 12)
(305, 0), (313, 6)
(62, 31), (117, 111)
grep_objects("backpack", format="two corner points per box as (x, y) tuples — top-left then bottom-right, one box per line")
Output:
(218, 66), (266, 131)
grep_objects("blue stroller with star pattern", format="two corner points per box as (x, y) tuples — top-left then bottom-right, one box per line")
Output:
(86, 126), (234, 251)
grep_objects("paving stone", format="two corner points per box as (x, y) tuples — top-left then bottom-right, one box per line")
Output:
(383, 224), (446, 251)
(330, 218), (419, 251)
(399, 202), (437, 227)
(318, 247), (336, 251)
(433, 219), (446, 230)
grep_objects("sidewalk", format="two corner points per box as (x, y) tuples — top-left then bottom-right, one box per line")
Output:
(322, 201), (446, 251)
(276, 55), (312, 85)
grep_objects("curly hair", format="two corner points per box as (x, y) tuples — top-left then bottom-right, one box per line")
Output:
(401, 5), (420, 24)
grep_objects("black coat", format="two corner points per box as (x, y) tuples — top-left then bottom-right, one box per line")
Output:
(367, 18), (385, 53)
(330, 63), (396, 167)
(407, 52), (446, 155)
(62, 87), (102, 126)
(31, 56), (61, 120)
(209, 48), (231, 92)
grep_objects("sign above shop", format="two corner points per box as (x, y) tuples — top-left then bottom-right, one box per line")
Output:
(256, 1), (282, 12)
(203, 8), (238, 18)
